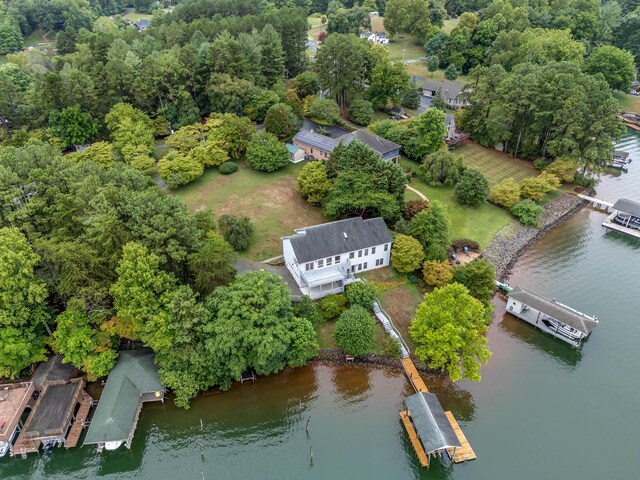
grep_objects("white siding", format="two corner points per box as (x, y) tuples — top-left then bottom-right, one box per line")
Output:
(283, 239), (302, 285)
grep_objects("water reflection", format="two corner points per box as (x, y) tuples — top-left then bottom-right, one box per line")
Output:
(331, 366), (372, 406)
(603, 230), (640, 249)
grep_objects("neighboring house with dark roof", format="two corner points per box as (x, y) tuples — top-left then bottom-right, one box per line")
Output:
(134, 19), (150, 31)
(422, 80), (468, 110)
(282, 217), (393, 299)
(293, 129), (401, 162)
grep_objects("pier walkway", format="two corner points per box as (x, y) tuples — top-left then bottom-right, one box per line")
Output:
(445, 411), (476, 462)
(577, 194), (614, 211)
(65, 392), (93, 449)
(399, 411), (429, 467)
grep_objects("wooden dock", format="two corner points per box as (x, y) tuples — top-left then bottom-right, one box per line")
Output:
(401, 358), (429, 393)
(445, 411), (477, 463)
(399, 411), (429, 467)
(11, 433), (41, 458)
(65, 392), (93, 449)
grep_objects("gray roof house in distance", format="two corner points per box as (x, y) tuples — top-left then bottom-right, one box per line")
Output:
(83, 350), (164, 451)
(134, 19), (150, 31)
(293, 129), (401, 162)
(422, 79), (468, 110)
(283, 217), (393, 299)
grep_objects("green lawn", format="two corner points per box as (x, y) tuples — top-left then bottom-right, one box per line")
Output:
(370, 16), (425, 62)
(174, 161), (329, 261)
(122, 10), (153, 22)
(614, 91), (640, 114)
(23, 29), (52, 48)
(442, 19), (458, 34)
(315, 317), (389, 353)
(456, 141), (539, 186)
(307, 13), (324, 41)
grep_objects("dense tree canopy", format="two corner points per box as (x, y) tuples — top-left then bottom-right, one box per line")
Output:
(334, 305), (377, 357)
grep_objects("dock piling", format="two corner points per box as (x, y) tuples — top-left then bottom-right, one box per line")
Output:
(309, 445), (313, 466)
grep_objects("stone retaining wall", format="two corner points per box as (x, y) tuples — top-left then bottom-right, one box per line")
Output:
(484, 193), (587, 281)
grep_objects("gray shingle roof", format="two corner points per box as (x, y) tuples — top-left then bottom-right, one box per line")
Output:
(340, 130), (401, 156)
(421, 79), (465, 99)
(285, 217), (392, 264)
(508, 286), (598, 335)
(613, 198), (640, 217)
(293, 130), (339, 152)
(405, 392), (461, 455)
(614, 150), (630, 160)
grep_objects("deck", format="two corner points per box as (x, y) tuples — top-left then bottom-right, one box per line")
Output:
(401, 358), (429, 393)
(65, 392), (93, 449)
(445, 411), (477, 463)
(399, 411), (429, 467)
(11, 433), (41, 458)
(602, 212), (640, 239)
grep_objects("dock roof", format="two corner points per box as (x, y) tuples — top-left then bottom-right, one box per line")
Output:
(84, 350), (164, 446)
(613, 198), (640, 218)
(22, 379), (83, 439)
(405, 392), (461, 455)
(0, 382), (33, 443)
(32, 355), (74, 390)
(508, 286), (598, 335)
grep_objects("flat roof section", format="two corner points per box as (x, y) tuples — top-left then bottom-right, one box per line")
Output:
(22, 379), (83, 439)
(612, 198), (640, 218)
(0, 382), (34, 443)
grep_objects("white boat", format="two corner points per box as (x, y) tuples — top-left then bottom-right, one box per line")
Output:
(541, 317), (582, 342)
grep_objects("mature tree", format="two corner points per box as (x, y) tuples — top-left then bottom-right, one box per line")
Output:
(511, 199), (543, 226)
(384, 0), (432, 41)
(585, 45), (636, 92)
(0, 16), (23, 55)
(205, 113), (255, 160)
(510, 28), (586, 68)
(402, 77), (422, 109)
(158, 151), (205, 188)
(418, 150), (465, 186)
(444, 63), (459, 80)
(425, 31), (447, 60)
(49, 106), (99, 150)
(291, 72), (320, 99)
(334, 305), (377, 357)
(259, 24), (286, 83)
(520, 172), (560, 201)
(246, 131), (289, 172)
(406, 108), (447, 160)
(427, 55), (440, 76)
(264, 103), (301, 140)
(408, 200), (451, 251)
(422, 259), (453, 287)
(110, 242), (177, 352)
(244, 89), (281, 123)
(368, 58), (411, 109)
(309, 98), (341, 123)
(0, 228), (49, 378)
(614, 10), (640, 64)
(430, 90), (448, 111)
(455, 168), (489, 206)
(298, 161), (332, 204)
(410, 283), (491, 381)
(391, 234), (425, 272)
(315, 33), (369, 110)
(345, 281), (377, 309)
(293, 296), (324, 326)
(188, 233), (236, 295)
(105, 103), (155, 167)
(490, 178), (521, 208)
(452, 258), (496, 306)
(76, 141), (114, 167)
(545, 158), (578, 183)
(218, 214), (253, 251)
(348, 98), (374, 125)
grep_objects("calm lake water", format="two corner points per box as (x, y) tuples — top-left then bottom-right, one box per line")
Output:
(1, 131), (639, 480)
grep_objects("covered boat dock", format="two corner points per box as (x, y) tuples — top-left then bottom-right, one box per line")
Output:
(507, 286), (598, 347)
(603, 198), (640, 238)
(0, 382), (34, 457)
(83, 350), (164, 451)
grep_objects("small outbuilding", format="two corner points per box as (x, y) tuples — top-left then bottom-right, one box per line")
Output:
(286, 143), (305, 163)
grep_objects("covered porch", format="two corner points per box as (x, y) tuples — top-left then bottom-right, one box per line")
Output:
(300, 261), (355, 300)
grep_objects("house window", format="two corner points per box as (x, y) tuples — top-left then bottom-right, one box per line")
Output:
(305, 263), (314, 271)
(349, 252), (354, 259)
(335, 255), (340, 263)
(351, 266), (356, 273)
(372, 246), (376, 254)
(358, 264), (362, 271)
(363, 262), (368, 269)
(311, 148), (314, 154)
(384, 244), (389, 251)
(358, 250), (362, 258)
(318, 259), (324, 268)
(364, 248), (368, 256)
(326, 257), (333, 266)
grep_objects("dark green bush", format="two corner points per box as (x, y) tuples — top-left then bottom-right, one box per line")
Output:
(511, 199), (544, 226)
(219, 162), (238, 174)
(318, 294), (348, 320)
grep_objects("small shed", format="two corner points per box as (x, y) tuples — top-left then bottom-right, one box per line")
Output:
(286, 143), (305, 163)
(404, 392), (462, 459)
(83, 350), (164, 451)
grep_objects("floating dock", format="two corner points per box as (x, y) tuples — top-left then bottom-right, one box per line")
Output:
(399, 411), (429, 467)
(445, 411), (476, 462)
(602, 198), (640, 239)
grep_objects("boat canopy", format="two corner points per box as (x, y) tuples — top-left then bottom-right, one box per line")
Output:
(612, 198), (640, 218)
(508, 286), (598, 335)
(405, 392), (461, 455)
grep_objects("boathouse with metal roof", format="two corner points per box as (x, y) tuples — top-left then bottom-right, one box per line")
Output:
(602, 198), (640, 238)
(83, 350), (164, 451)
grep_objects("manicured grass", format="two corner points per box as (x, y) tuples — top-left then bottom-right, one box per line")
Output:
(122, 11), (153, 22)
(442, 19), (458, 34)
(370, 16), (425, 62)
(614, 91), (640, 114)
(24, 29), (53, 48)
(405, 61), (469, 85)
(307, 14), (324, 41)
(174, 160), (329, 261)
(456, 141), (539, 186)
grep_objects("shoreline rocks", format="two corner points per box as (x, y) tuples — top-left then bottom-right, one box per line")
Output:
(484, 193), (587, 281)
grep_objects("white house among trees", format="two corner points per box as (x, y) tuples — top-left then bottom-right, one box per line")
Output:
(282, 217), (393, 299)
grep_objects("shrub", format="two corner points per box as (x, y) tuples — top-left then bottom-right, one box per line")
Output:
(218, 214), (253, 250)
(573, 172), (598, 189)
(318, 294), (348, 320)
(391, 234), (425, 273)
(424, 244), (449, 261)
(534, 158), (551, 171)
(297, 161), (331, 204)
(423, 260), (454, 287)
(348, 98), (374, 125)
(520, 172), (560, 201)
(444, 63), (459, 80)
(333, 305), (377, 357)
(418, 151), (465, 186)
(546, 158), (578, 182)
(382, 336), (403, 358)
(401, 79), (421, 110)
(451, 239), (480, 251)
(219, 161), (238, 174)
(511, 200), (544, 226)
(490, 178), (521, 208)
(293, 296), (324, 326)
(404, 200), (430, 220)
(452, 258), (496, 306)
(264, 103), (301, 140)
(455, 168), (489, 206)
(345, 281), (377, 309)
(310, 98), (340, 123)
(408, 201), (451, 251)
(246, 131), (289, 172)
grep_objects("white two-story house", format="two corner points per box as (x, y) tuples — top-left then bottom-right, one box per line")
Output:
(282, 217), (393, 299)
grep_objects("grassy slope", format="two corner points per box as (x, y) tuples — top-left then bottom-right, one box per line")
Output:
(614, 92), (640, 114)
(174, 161), (329, 261)
(370, 16), (425, 62)
(122, 11), (153, 22)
